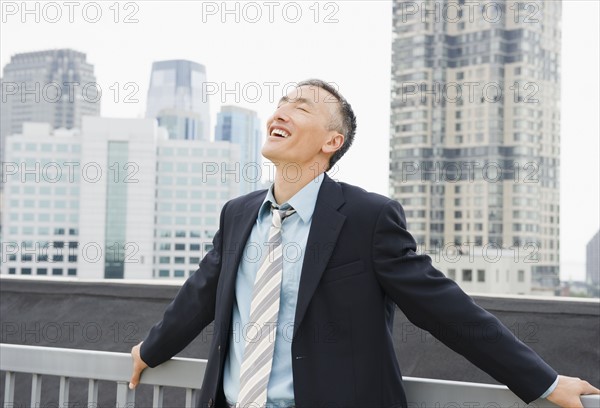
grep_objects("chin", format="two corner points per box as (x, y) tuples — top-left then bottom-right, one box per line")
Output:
(261, 146), (273, 159)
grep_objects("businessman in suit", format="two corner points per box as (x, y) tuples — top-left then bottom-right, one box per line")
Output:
(130, 79), (598, 408)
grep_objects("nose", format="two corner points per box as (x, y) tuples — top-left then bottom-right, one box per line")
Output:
(269, 104), (291, 124)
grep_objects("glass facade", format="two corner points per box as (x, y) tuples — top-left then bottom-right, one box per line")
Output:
(1, 49), (100, 160)
(146, 60), (210, 141)
(1, 119), (240, 279)
(214, 106), (263, 194)
(104, 141), (129, 279)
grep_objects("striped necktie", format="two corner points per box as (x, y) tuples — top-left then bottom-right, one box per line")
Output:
(237, 204), (296, 408)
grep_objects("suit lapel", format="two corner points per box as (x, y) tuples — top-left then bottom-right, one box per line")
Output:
(218, 191), (266, 339)
(293, 174), (346, 338)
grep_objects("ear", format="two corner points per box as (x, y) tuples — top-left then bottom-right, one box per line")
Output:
(322, 132), (345, 155)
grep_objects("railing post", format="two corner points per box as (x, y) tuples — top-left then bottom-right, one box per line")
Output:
(88, 379), (99, 406)
(3, 371), (15, 408)
(185, 388), (195, 408)
(30, 373), (42, 406)
(59, 376), (70, 406)
(116, 381), (135, 407)
(153, 385), (164, 408)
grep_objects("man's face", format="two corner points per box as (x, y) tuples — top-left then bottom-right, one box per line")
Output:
(262, 85), (342, 171)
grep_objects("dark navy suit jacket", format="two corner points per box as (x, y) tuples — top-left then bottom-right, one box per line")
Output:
(141, 174), (557, 408)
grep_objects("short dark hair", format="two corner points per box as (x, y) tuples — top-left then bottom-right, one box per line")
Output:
(297, 79), (357, 171)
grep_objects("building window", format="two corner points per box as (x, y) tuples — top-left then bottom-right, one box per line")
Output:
(174, 270), (185, 277)
(462, 269), (472, 282)
(68, 269), (77, 276)
(518, 270), (525, 282)
(477, 269), (485, 282)
(52, 268), (63, 275)
(159, 269), (170, 277)
(37, 268), (48, 275)
(447, 269), (456, 280)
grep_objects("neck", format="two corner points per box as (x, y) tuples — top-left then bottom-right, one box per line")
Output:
(272, 162), (326, 204)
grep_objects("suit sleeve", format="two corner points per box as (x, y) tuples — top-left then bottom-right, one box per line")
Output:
(140, 201), (228, 368)
(372, 199), (557, 403)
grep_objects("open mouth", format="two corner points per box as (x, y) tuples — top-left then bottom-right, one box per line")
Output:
(270, 128), (291, 138)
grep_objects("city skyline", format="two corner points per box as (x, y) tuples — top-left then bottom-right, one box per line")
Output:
(1, 0), (598, 282)
(1, 118), (242, 279)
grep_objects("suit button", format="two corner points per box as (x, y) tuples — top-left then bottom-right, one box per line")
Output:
(208, 397), (214, 407)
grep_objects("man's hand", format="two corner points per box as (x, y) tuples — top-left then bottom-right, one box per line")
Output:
(129, 341), (149, 389)
(547, 375), (600, 408)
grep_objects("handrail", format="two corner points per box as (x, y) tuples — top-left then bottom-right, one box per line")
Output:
(1, 344), (599, 408)
(1, 343), (206, 388)
(1, 343), (204, 408)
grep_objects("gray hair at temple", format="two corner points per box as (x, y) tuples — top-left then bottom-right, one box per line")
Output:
(297, 79), (357, 171)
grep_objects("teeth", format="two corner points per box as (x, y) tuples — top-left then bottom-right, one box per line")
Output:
(271, 128), (290, 138)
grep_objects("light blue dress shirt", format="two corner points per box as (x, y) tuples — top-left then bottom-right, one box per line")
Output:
(540, 376), (559, 399)
(223, 173), (324, 407)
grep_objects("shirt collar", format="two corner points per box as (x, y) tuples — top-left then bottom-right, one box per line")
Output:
(260, 172), (325, 223)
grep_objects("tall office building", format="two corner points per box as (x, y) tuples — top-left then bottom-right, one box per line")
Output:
(215, 105), (263, 194)
(1, 118), (240, 279)
(390, 0), (561, 293)
(586, 230), (600, 287)
(0, 49), (100, 159)
(146, 60), (210, 141)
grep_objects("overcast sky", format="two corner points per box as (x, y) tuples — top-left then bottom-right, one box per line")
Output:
(1, 0), (598, 282)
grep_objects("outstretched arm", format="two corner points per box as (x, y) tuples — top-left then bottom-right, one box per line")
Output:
(372, 199), (597, 405)
(128, 201), (229, 386)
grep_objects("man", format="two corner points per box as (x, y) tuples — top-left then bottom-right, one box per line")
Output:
(130, 79), (599, 408)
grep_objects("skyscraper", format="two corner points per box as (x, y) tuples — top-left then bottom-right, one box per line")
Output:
(389, 0), (561, 293)
(1, 118), (240, 279)
(146, 60), (210, 141)
(215, 105), (263, 194)
(0, 48), (100, 159)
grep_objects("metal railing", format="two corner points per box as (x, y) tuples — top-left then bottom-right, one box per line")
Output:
(1, 343), (599, 408)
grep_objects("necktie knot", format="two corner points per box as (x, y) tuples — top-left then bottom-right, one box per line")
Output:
(271, 204), (296, 228)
